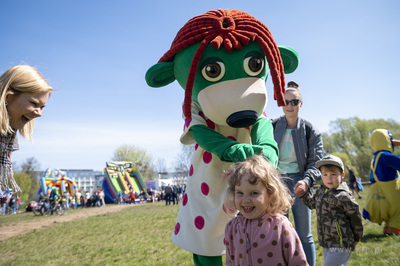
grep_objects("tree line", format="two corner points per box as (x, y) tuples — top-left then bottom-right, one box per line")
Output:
(13, 117), (399, 202)
(322, 117), (400, 179)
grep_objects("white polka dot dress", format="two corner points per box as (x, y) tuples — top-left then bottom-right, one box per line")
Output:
(172, 101), (252, 256)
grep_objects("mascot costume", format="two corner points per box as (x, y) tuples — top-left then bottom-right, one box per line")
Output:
(145, 9), (299, 265)
(363, 129), (400, 235)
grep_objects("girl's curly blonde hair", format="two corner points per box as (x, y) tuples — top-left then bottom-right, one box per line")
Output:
(225, 154), (293, 216)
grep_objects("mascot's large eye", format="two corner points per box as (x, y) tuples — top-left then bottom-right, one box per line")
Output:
(243, 56), (264, 76)
(201, 61), (225, 82)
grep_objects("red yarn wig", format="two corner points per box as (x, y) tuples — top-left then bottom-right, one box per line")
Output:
(158, 9), (286, 119)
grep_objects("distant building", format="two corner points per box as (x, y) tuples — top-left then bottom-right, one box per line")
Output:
(146, 171), (187, 191)
(60, 169), (104, 193)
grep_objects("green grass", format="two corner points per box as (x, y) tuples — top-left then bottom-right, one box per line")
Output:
(0, 188), (399, 265)
(0, 204), (193, 265)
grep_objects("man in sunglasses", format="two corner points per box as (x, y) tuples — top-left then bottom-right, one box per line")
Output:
(271, 80), (324, 266)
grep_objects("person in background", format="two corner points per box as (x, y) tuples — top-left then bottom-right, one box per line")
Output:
(363, 129), (400, 235)
(298, 155), (363, 266)
(16, 195), (20, 213)
(9, 192), (17, 214)
(80, 193), (85, 208)
(38, 191), (45, 203)
(100, 188), (105, 207)
(164, 184), (172, 206)
(49, 186), (57, 202)
(75, 190), (81, 207)
(0, 65), (53, 193)
(172, 185), (178, 205)
(346, 165), (362, 199)
(0, 191), (6, 215)
(95, 190), (101, 207)
(70, 196), (76, 209)
(272, 81), (323, 266)
(64, 191), (71, 209)
(178, 185), (183, 201)
(160, 189), (165, 202)
(130, 189), (136, 204)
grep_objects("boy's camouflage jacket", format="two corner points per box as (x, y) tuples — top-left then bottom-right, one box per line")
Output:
(301, 182), (363, 250)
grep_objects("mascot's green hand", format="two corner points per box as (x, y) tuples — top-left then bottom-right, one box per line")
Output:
(259, 146), (279, 167)
(190, 125), (256, 162)
(223, 143), (262, 162)
(190, 124), (279, 164)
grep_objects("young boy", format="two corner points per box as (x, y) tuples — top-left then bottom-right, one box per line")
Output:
(296, 155), (363, 266)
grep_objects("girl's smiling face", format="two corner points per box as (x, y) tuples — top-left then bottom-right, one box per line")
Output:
(234, 174), (269, 220)
(6, 91), (50, 130)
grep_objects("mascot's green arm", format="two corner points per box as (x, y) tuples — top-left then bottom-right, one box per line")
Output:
(250, 117), (279, 167)
(189, 122), (277, 163)
(189, 125), (260, 162)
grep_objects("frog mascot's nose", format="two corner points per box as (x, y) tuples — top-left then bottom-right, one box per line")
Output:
(226, 110), (258, 128)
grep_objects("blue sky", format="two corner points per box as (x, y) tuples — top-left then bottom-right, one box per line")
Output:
(1, 0), (399, 171)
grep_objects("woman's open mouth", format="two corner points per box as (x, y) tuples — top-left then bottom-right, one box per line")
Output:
(21, 115), (31, 124)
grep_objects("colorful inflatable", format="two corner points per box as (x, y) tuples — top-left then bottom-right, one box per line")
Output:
(39, 168), (79, 197)
(102, 162), (147, 203)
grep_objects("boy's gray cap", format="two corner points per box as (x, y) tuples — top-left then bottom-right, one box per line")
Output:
(316, 155), (344, 172)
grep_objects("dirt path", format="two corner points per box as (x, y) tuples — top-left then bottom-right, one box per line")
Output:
(0, 204), (133, 242)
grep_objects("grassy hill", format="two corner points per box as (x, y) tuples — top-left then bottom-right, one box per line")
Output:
(0, 189), (399, 265)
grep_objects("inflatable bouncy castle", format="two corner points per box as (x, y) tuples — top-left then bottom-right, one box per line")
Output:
(102, 162), (147, 203)
(38, 168), (79, 197)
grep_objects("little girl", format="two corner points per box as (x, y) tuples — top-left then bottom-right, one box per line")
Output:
(224, 155), (308, 266)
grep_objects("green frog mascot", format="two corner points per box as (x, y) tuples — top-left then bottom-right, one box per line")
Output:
(146, 9), (299, 265)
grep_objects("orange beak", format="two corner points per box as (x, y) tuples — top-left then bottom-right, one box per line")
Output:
(393, 139), (400, 147)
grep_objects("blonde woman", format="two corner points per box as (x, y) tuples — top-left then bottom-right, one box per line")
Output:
(0, 65), (53, 192)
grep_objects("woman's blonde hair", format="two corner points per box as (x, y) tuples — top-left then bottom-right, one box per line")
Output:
(225, 154), (293, 215)
(0, 65), (53, 140)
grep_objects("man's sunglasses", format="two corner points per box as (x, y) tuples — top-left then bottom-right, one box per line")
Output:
(285, 99), (301, 106)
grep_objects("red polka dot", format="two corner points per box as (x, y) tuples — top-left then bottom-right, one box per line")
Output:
(223, 204), (227, 213)
(184, 118), (192, 129)
(195, 143), (199, 150)
(183, 194), (188, 206)
(203, 152), (212, 164)
(199, 111), (205, 119)
(206, 119), (215, 130)
(201, 182), (209, 196)
(263, 111), (267, 117)
(189, 165), (194, 176)
(227, 136), (237, 141)
(174, 223), (180, 235)
(194, 216), (205, 230)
